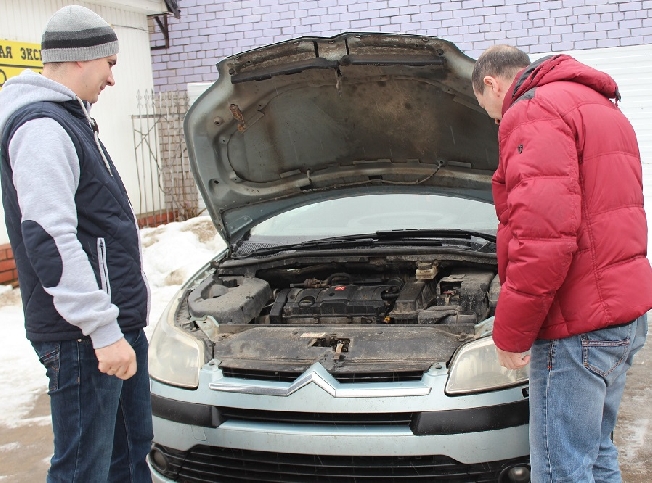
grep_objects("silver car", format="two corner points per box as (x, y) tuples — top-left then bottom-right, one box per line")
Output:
(147, 32), (531, 483)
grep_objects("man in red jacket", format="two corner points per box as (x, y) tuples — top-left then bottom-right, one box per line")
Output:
(472, 45), (652, 482)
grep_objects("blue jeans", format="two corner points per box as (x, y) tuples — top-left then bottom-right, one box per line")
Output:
(32, 329), (153, 483)
(529, 314), (648, 483)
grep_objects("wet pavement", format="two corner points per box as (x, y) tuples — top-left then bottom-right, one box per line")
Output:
(1, 339), (650, 482)
(613, 328), (652, 482)
(0, 391), (51, 482)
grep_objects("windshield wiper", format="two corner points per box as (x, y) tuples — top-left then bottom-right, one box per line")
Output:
(375, 229), (496, 243)
(236, 229), (495, 258)
(234, 234), (379, 258)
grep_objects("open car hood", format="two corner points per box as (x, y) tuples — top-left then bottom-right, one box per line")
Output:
(185, 32), (498, 245)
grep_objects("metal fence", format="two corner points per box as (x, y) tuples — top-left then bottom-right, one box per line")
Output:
(131, 89), (203, 227)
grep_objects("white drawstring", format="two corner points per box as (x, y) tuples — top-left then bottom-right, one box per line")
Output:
(76, 97), (113, 176)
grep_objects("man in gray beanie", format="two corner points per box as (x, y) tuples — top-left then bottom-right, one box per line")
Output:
(0, 5), (152, 482)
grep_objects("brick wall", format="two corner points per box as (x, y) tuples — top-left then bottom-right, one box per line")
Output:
(149, 0), (652, 92)
(0, 244), (18, 287)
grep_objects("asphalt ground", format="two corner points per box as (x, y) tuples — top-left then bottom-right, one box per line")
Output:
(0, 338), (650, 482)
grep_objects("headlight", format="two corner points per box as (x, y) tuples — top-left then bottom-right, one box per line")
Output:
(446, 336), (529, 395)
(148, 291), (204, 389)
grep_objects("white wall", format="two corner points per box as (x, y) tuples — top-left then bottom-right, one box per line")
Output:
(0, 0), (167, 245)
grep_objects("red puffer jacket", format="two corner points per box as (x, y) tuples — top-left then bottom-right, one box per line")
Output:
(492, 54), (652, 353)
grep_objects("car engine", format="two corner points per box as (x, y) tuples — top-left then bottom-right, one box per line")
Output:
(185, 259), (500, 328)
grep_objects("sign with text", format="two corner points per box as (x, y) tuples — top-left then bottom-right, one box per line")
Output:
(0, 39), (43, 89)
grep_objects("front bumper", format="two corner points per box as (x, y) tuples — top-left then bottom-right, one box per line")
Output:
(150, 443), (530, 482)
(150, 361), (530, 481)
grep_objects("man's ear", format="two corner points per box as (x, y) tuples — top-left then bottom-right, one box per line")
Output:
(483, 76), (500, 95)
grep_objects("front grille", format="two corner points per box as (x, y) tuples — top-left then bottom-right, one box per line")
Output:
(151, 445), (527, 482)
(218, 407), (413, 426)
(220, 366), (425, 383)
(220, 367), (301, 382)
(331, 371), (425, 383)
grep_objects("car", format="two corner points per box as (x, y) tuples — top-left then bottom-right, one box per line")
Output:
(147, 32), (531, 483)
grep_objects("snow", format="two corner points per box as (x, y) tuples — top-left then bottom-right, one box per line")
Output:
(0, 216), (226, 427)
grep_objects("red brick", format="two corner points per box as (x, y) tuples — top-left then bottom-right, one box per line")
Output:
(0, 270), (17, 284)
(137, 210), (179, 229)
(0, 244), (11, 261)
(0, 260), (15, 272)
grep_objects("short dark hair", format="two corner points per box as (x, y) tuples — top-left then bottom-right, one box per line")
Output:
(472, 45), (531, 94)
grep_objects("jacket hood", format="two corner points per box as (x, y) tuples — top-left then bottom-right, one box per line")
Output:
(185, 33), (499, 246)
(503, 54), (621, 115)
(0, 69), (77, 136)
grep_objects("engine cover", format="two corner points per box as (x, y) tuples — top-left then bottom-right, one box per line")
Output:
(271, 283), (401, 324)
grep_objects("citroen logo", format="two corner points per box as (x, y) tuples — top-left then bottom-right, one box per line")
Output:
(209, 362), (430, 398)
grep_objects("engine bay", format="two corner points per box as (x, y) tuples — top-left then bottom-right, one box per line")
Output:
(185, 258), (500, 328)
(175, 254), (499, 375)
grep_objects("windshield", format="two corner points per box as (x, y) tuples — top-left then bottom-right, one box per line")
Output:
(249, 194), (497, 242)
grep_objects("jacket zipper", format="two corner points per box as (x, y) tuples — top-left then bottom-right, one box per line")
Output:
(97, 237), (112, 297)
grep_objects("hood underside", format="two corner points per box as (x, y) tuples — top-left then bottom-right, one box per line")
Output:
(185, 33), (498, 244)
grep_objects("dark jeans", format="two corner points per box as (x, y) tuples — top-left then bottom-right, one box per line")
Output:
(32, 329), (153, 483)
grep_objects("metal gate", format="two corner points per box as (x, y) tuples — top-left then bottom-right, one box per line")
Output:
(131, 89), (203, 227)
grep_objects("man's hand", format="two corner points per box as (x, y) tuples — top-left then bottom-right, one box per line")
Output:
(95, 338), (137, 380)
(496, 347), (530, 370)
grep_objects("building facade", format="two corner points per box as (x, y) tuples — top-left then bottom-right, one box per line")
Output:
(149, 0), (652, 92)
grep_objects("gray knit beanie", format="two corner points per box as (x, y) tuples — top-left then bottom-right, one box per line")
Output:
(41, 5), (119, 63)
